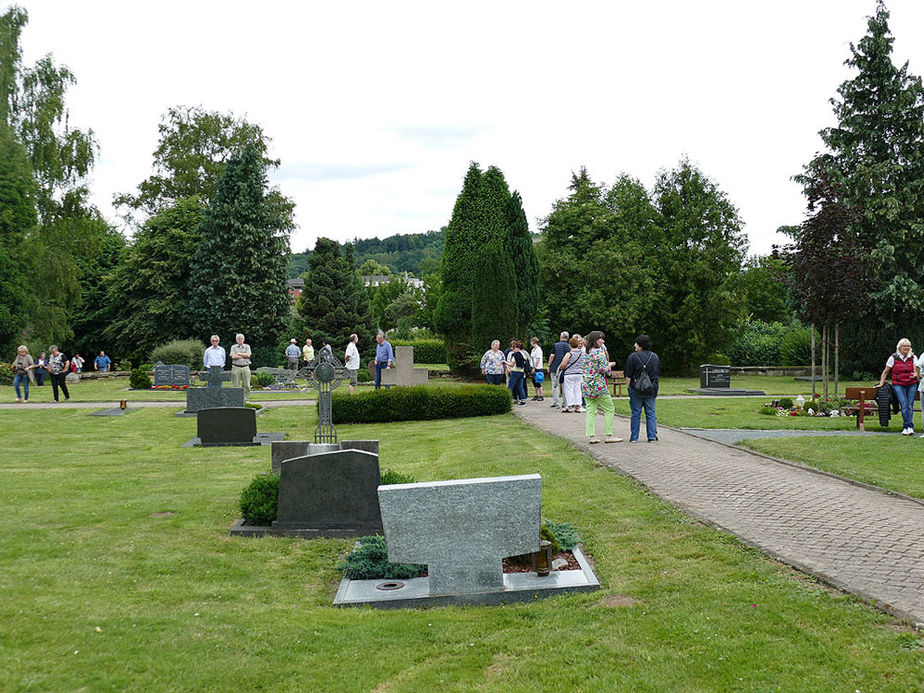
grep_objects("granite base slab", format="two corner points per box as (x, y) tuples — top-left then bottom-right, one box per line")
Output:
(686, 388), (766, 396)
(182, 432), (285, 448)
(228, 518), (382, 539)
(333, 546), (599, 608)
(91, 407), (128, 416)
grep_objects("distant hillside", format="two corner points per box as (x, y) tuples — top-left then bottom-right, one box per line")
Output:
(289, 228), (445, 278)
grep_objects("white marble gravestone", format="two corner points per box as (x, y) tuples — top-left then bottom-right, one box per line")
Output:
(380, 346), (428, 387)
(377, 474), (541, 595)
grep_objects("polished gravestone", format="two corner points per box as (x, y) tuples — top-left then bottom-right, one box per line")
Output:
(380, 346), (428, 387)
(185, 366), (244, 413)
(270, 439), (379, 474)
(686, 363), (765, 396)
(182, 407), (285, 447)
(334, 473), (600, 608)
(256, 366), (296, 386)
(153, 362), (191, 387)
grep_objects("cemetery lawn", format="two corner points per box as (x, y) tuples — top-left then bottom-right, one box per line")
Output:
(611, 396), (893, 431)
(739, 437), (924, 500)
(1, 408), (921, 691)
(643, 376), (871, 397)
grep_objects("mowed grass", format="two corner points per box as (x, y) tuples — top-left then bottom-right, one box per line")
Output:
(739, 437), (924, 500)
(632, 375), (873, 397)
(1, 407), (922, 691)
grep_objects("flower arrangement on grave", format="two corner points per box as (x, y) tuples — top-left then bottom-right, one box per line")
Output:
(151, 384), (189, 390)
(758, 393), (858, 418)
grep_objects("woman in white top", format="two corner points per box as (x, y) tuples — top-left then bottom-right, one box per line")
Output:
(529, 337), (544, 401)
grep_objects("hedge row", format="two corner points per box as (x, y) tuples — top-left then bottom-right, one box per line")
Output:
(389, 339), (446, 364)
(330, 385), (511, 423)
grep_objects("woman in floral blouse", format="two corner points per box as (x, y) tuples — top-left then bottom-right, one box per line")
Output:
(480, 340), (506, 385)
(582, 331), (621, 443)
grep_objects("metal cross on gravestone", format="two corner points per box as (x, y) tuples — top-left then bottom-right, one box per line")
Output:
(200, 365), (232, 388)
(305, 355), (348, 443)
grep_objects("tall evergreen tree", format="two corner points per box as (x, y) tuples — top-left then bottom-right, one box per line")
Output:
(188, 145), (291, 352)
(506, 190), (539, 338)
(295, 237), (374, 358)
(797, 1), (924, 369)
(471, 238), (517, 355)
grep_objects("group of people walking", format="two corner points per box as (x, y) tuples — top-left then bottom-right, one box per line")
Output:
(481, 331), (660, 443)
(10, 344), (74, 403)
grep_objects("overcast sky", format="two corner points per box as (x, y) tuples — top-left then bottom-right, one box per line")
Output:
(15, 1), (924, 255)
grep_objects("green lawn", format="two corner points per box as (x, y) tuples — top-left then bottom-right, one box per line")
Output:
(740, 437), (924, 500)
(0, 406), (921, 690)
(625, 375), (873, 397)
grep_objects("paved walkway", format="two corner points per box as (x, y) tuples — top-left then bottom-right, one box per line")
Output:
(514, 404), (924, 626)
(0, 399), (316, 411)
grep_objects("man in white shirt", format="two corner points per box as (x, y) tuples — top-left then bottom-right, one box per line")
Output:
(203, 335), (226, 369)
(344, 333), (360, 395)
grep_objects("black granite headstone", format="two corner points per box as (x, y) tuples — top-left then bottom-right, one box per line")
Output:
(700, 364), (731, 388)
(270, 439), (380, 474)
(273, 449), (383, 532)
(197, 407), (258, 447)
(186, 366), (244, 413)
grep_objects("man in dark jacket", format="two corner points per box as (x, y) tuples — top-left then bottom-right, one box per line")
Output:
(624, 334), (660, 442)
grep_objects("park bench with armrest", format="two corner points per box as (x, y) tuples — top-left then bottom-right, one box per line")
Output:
(610, 370), (627, 397)
(843, 386), (919, 430)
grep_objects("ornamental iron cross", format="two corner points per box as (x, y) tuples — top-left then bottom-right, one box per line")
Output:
(305, 355), (347, 443)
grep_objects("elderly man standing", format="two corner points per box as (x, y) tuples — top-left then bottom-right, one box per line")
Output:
(203, 335), (226, 369)
(374, 332), (394, 390)
(229, 333), (252, 400)
(285, 339), (300, 371)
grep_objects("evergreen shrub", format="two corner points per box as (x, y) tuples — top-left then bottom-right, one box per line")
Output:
(543, 519), (579, 551)
(150, 339), (204, 370)
(254, 371), (275, 388)
(240, 473), (280, 526)
(390, 339), (446, 364)
(331, 385), (512, 423)
(380, 469), (416, 485)
(0, 363), (13, 385)
(337, 535), (426, 580)
(130, 368), (152, 390)
(780, 326), (817, 367)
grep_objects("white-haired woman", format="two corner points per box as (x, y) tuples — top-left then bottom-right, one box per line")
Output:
(11, 345), (36, 402)
(480, 340), (505, 385)
(877, 338), (918, 435)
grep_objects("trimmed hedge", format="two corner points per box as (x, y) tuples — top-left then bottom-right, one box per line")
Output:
(389, 339), (446, 364)
(240, 473), (280, 526)
(150, 339), (204, 370)
(331, 385), (512, 423)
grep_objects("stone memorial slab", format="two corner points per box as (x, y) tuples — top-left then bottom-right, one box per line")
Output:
(256, 366), (296, 385)
(699, 364), (731, 389)
(185, 366), (243, 413)
(271, 439), (379, 474)
(272, 449), (383, 533)
(196, 407), (258, 447)
(378, 474), (541, 595)
(381, 346), (428, 387)
(153, 362), (191, 387)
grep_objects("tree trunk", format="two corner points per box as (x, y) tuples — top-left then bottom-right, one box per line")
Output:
(811, 322), (816, 396)
(822, 322), (829, 399)
(834, 322), (839, 395)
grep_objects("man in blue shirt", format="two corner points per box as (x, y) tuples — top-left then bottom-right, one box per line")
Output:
(94, 351), (112, 372)
(374, 332), (394, 390)
(203, 335), (226, 369)
(547, 331), (570, 408)
(285, 339), (301, 371)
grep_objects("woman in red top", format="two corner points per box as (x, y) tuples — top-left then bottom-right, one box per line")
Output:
(877, 338), (919, 435)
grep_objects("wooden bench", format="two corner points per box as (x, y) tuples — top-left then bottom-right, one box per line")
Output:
(610, 370), (627, 397)
(843, 386), (920, 430)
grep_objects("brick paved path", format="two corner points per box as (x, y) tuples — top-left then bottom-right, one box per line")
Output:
(515, 404), (924, 626)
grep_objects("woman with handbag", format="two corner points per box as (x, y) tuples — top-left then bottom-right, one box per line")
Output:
(625, 334), (660, 442)
(582, 331), (621, 443)
(557, 335), (585, 413)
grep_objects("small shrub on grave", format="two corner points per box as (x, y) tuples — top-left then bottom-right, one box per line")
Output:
(758, 405), (779, 416)
(778, 397), (794, 410)
(337, 535), (426, 580)
(130, 368), (152, 390)
(116, 359), (132, 372)
(390, 339), (446, 364)
(380, 469), (416, 485)
(150, 339), (204, 370)
(239, 473), (280, 526)
(543, 519), (579, 551)
(138, 363), (153, 372)
(331, 385), (512, 423)
(255, 371), (275, 388)
(0, 363), (14, 386)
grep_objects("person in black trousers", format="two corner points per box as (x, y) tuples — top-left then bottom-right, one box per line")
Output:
(47, 345), (71, 402)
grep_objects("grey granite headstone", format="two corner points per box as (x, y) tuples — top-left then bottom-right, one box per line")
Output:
(271, 439), (379, 474)
(197, 407), (257, 447)
(378, 474), (541, 596)
(381, 346), (428, 387)
(153, 362), (191, 387)
(273, 449), (383, 533)
(185, 366), (244, 413)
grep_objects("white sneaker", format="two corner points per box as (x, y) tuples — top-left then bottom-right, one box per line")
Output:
(902, 428), (914, 436)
